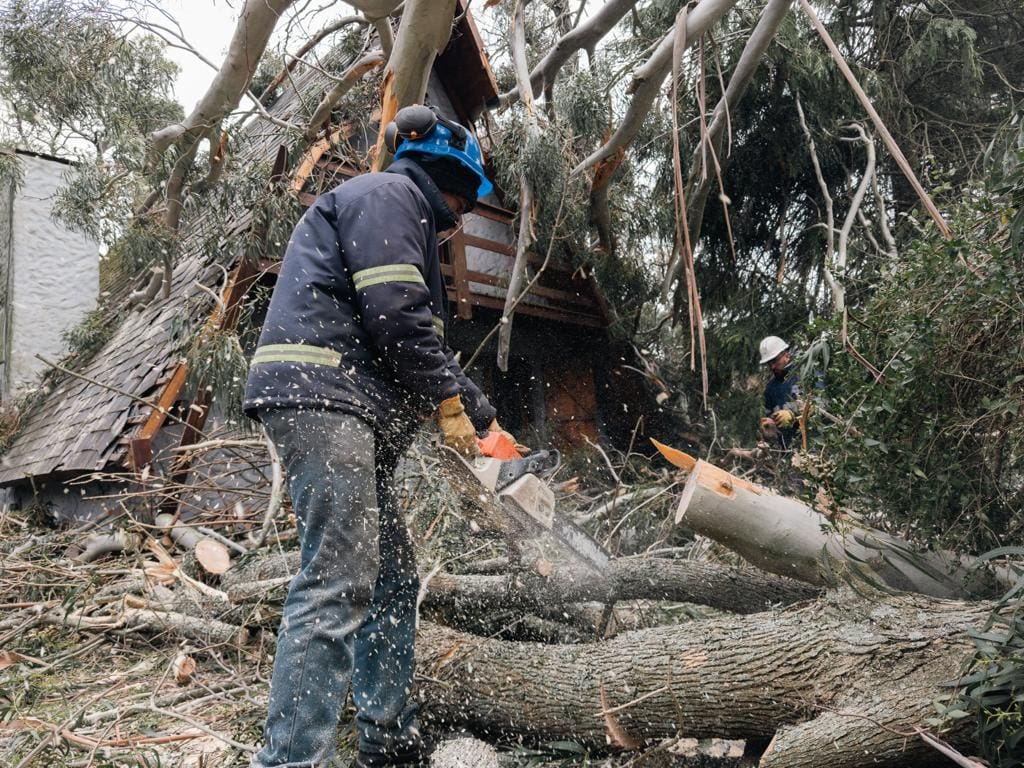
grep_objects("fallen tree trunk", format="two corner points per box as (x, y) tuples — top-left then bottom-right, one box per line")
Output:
(672, 457), (989, 599)
(222, 550), (817, 614)
(415, 591), (982, 767)
(426, 556), (819, 616)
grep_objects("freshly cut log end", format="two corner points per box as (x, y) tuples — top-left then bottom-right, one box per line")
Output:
(675, 458), (981, 598)
(195, 538), (231, 574)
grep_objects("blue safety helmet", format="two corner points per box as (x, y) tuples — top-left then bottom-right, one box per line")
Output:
(387, 105), (493, 198)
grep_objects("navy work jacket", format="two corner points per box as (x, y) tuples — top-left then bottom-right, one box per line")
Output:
(764, 364), (802, 448)
(243, 158), (496, 432)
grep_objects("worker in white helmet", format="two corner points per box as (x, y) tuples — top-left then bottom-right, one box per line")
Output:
(758, 335), (803, 448)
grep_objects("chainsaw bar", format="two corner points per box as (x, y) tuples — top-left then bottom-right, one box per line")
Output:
(434, 445), (610, 575)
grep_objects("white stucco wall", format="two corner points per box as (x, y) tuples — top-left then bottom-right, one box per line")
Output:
(5, 153), (99, 396)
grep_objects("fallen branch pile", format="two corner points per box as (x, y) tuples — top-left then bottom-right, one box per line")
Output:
(0, 436), (1002, 767)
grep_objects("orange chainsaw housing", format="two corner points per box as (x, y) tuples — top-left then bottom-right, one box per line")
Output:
(476, 431), (522, 460)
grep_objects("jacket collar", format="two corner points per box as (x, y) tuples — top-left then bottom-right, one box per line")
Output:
(385, 158), (458, 233)
(774, 361), (795, 381)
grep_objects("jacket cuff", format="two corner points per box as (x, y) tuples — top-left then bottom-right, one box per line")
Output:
(462, 390), (497, 433)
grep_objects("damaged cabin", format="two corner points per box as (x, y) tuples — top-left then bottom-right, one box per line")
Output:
(0, 3), (662, 520)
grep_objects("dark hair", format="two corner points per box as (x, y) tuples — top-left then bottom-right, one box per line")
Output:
(410, 154), (478, 210)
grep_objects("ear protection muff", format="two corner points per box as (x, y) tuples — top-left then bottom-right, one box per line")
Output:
(384, 104), (469, 153)
(384, 104), (436, 153)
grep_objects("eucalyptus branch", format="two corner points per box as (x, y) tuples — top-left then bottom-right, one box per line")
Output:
(497, 0), (542, 372)
(496, 0), (641, 108)
(662, 0), (791, 299)
(304, 51), (387, 140)
(837, 123), (876, 293)
(572, 0), (739, 178)
(257, 15), (372, 103)
(796, 95), (838, 312)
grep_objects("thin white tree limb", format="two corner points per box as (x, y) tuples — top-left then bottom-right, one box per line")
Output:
(572, 0), (741, 177)
(662, 0), (792, 299)
(497, 0), (641, 107)
(796, 95), (839, 311)
(497, 0), (541, 372)
(837, 123), (876, 301)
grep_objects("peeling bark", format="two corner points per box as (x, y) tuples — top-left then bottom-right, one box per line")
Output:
(663, 0), (792, 298)
(497, 0), (541, 371)
(370, 0), (458, 169)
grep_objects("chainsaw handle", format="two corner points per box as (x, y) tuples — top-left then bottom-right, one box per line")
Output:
(477, 430), (523, 460)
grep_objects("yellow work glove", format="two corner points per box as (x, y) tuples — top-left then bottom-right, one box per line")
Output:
(436, 395), (479, 457)
(772, 408), (795, 428)
(488, 418), (531, 454)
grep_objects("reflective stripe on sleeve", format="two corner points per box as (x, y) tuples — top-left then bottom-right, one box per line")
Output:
(432, 316), (444, 336)
(351, 264), (425, 292)
(251, 343), (342, 367)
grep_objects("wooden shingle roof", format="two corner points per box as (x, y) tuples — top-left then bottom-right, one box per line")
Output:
(0, 46), (348, 485)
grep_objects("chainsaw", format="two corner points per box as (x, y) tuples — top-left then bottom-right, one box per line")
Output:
(435, 431), (610, 575)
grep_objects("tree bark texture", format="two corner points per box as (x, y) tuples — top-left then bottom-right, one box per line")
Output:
(415, 592), (983, 767)
(426, 555), (819, 616)
(220, 549), (816, 615)
(676, 459), (984, 599)
(371, 0), (458, 169)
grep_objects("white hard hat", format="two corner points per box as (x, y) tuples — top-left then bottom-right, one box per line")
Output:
(759, 336), (789, 364)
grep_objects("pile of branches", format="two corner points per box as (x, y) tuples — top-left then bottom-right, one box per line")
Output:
(0, 434), (1014, 767)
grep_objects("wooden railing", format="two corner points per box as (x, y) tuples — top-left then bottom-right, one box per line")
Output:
(297, 159), (608, 328)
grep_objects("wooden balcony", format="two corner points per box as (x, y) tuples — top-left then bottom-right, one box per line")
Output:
(298, 160), (609, 330)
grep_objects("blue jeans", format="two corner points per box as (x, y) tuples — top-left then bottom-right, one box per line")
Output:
(252, 409), (421, 767)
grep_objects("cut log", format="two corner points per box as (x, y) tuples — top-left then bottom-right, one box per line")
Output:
(121, 607), (248, 647)
(413, 591), (982, 767)
(220, 551), (298, 589)
(154, 513), (232, 576)
(426, 556), (818, 616)
(221, 551), (817, 614)
(75, 530), (142, 563)
(674, 458), (987, 598)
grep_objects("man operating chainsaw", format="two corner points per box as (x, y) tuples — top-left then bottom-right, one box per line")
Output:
(243, 105), (514, 768)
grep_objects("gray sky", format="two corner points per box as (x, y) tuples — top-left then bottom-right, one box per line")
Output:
(154, 1), (244, 112)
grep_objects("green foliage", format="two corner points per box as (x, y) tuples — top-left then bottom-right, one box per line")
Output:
(809, 122), (1024, 552)
(186, 327), (250, 432)
(490, 111), (590, 262)
(62, 305), (115, 362)
(554, 64), (610, 144)
(104, 223), (173, 276)
(0, 1), (181, 151)
(0, 145), (23, 190)
(0, 0), (182, 248)
(935, 550), (1024, 767)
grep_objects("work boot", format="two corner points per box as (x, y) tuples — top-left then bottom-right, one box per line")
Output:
(355, 735), (434, 767)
